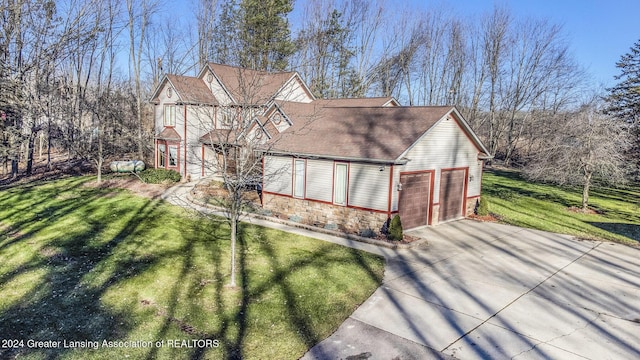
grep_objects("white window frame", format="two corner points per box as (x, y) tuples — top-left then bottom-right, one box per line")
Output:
(164, 104), (176, 127)
(168, 145), (178, 167)
(158, 143), (166, 167)
(333, 163), (348, 206)
(293, 159), (305, 198)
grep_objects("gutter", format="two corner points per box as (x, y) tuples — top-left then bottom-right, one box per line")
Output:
(256, 149), (409, 165)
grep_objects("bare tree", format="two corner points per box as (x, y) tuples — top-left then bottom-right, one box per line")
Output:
(127, 0), (158, 159)
(523, 99), (630, 210)
(196, 0), (218, 69)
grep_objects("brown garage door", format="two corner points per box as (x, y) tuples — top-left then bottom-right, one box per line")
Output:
(399, 172), (431, 229)
(439, 169), (466, 223)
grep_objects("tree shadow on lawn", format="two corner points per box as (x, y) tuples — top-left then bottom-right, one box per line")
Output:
(0, 178), (384, 359)
(589, 222), (640, 244)
(483, 174), (578, 209)
(184, 222), (384, 360)
(0, 183), (170, 359)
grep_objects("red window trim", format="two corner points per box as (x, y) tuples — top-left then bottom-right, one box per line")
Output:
(156, 139), (180, 171)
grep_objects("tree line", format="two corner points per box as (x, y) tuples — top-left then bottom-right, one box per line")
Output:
(1, 0), (638, 200)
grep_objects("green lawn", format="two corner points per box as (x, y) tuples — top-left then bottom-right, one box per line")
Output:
(0, 177), (384, 359)
(482, 169), (640, 246)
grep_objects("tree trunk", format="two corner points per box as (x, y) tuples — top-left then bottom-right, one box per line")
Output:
(582, 169), (591, 210)
(229, 216), (237, 288)
(11, 159), (18, 178)
(96, 129), (103, 183)
(26, 129), (37, 176)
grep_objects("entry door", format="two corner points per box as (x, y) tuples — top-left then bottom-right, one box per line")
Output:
(439, 169), (466, 222)
(399, 172), (431, 229)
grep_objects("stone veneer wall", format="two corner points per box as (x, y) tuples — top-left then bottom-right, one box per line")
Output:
(263, 193), (390, 234)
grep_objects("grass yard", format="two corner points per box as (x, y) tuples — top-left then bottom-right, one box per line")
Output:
(482, 169), (640, 246)
(0, 177), (385, 360)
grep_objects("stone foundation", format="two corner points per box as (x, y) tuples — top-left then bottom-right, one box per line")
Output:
(262, 193), (481, 233)
(263, 193), (390, 235)
(466, 197), (479, 216)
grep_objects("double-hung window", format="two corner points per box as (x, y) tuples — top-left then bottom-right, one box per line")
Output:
(333, 163), (348, 205)
(158, 144), (166, 167)
(164, 105), (176, 127)
(293, 159), (305, 198)
(168, 145), (178, 167)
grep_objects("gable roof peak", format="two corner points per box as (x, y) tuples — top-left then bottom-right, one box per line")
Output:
(200, 62), (300, 105)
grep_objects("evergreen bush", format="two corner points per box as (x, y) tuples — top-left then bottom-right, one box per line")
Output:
(476, 197), (489, 216)
(138, 168), (181, 184)
(387, 215), (403, 241)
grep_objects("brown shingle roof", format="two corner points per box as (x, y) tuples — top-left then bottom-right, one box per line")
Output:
(200, 129), (244, 145)
(208, 63), (295, 104)
(167, 75), (217, 105)
(264, 104), (454, 162)
(156, 127), (182, 141)
(314, 97), (398, 107)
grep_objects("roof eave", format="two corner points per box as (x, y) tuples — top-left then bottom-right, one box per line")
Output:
(450, 107), (492, 156)
(259, 149), (407, 165)
(148, 75), (169, 104)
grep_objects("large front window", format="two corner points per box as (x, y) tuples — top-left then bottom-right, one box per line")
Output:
(157, 142), (178, 169)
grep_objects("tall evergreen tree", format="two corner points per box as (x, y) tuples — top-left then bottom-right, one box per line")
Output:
(606, 40), (640, 179)
(210, 0), (241, 65)
(239, 0), (295, 71)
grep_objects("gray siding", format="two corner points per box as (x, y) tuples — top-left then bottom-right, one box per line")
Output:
(402, 118), (481, 203)
(348, 163), (389, 211)
(264, 156), (292, 195)
(305, 159), (333, 203)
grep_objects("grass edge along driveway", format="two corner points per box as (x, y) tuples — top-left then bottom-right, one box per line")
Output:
(0, 177), (384, 360)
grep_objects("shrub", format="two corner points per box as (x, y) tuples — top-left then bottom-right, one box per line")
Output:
(476, 197), (489, 216)
(138, 168), (181, 184)
(359, 228), (377, 238)
(387, 215), (403, 241)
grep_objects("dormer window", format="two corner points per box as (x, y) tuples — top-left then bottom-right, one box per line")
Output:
(164, 105), (176, 127)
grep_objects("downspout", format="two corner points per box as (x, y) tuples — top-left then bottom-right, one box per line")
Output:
(184, 105), (188, 179)
(387, 164), (394, 218)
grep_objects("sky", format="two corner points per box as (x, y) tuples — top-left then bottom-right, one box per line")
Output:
(170, 0), (639, 88)
(401, 0), (639, 87)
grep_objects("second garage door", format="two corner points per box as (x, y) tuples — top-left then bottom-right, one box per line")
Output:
(439, 169), (466, 223)
(399, 172), (431, 229)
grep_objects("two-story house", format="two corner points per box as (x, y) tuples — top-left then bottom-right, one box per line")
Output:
(149, 63), (314, 180)
(150, 64), (491, 232)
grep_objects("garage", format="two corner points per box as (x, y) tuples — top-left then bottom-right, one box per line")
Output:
(398, 172), (432, 229)
(439, 169), (467, 223)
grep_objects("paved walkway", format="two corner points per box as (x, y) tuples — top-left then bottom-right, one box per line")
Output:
(162, 181), (640, 360)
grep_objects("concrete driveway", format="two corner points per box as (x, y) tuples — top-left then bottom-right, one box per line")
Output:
(302, 220), (640, 359)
